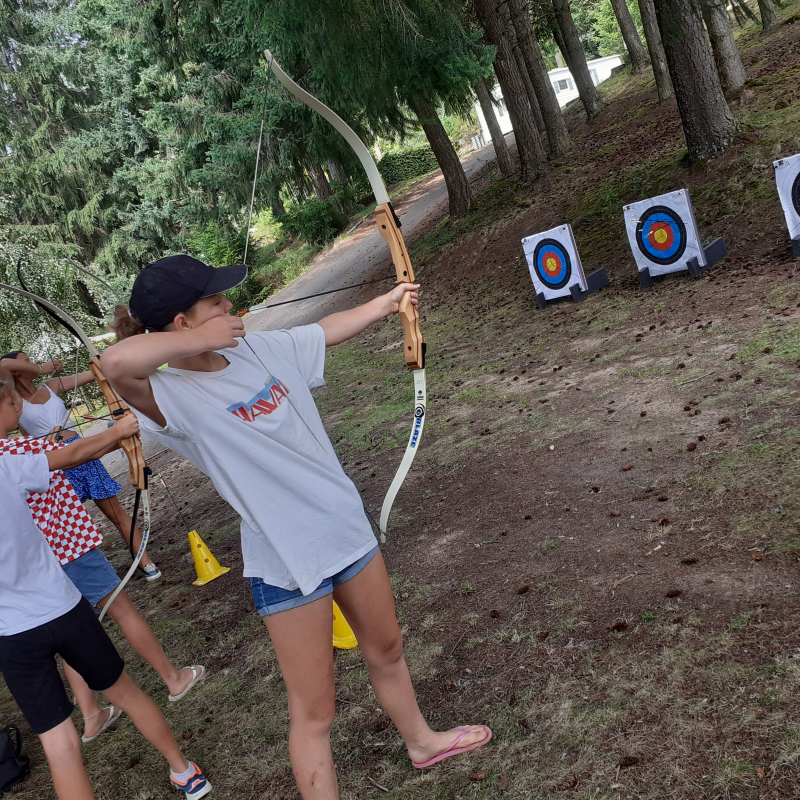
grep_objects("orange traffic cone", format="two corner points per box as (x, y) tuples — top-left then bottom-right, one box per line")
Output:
(332, 601), (358, 649)
(189, 530), (231, 586)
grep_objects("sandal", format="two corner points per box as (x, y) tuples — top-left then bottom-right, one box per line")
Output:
(81, 705), (123, 744)
(169, 665), (207, 702)
(412, 725), (492, 769)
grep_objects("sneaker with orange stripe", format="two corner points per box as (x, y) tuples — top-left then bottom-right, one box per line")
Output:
(170, 762), (212, 798)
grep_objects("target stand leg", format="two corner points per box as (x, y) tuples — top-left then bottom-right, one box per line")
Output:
(638, 267), (664, 288)
(686, 238), (728, 277)
(792, 238), (800, 259)
(569, 268), (611, 302)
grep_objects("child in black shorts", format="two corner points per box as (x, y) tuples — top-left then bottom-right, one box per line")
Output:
(0, 379), (211, 799)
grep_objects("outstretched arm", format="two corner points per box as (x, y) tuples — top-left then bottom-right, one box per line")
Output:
(46, 415), (139, 472)
(318, 283), (419, 347)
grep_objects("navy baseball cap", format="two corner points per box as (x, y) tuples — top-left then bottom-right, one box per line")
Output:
(129, 255), (247, 330)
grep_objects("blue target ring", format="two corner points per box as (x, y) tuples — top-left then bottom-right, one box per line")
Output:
(635, 205), (687, 266)
(792, 172), (800, 217)
(533, 238), (572, 289)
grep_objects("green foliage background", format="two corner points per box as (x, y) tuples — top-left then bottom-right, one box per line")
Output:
(377, 146), (440, 185)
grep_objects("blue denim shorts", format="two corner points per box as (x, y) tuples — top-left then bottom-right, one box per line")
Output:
(248, 546), (379, 617)
(61, 547), (121, 607)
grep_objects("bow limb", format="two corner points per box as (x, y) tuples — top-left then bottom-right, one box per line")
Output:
(0, 281), (150, 618)
(263, 51), (426, 538)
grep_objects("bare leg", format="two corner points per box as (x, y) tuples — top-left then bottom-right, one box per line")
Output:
(333, 552), (487, 763)
(62, 662), (115, 740)
(262, 598), (338, 800)
(93, 496), (154, 568)
(102, 671), (189, 774)
(39, 717), (95, 800)
(102, 589), (196, 697)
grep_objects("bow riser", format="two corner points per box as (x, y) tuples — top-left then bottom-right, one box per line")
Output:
(375, 204), (425, 370)
(89, 358), (147, 490)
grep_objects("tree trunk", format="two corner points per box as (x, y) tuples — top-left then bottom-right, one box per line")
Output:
(549, 0), (605, 120)
(307, 163), (332, 200)
(474, 78), (515, 177)
(373, 137), (383, 160)
(475, 0), (548, 184)
(327, 160), (347, 185)
(554, 49), (566, 68)
(637, 0), (673, 101)
(756, 0), (778, 30)
(652, 0), (738, 162)
(496, 0), (546, 134)
(702, 0), (746, 96)
(512, 39), (547, 134)
(609, 0), (650, 70)
(507, 0), (571, 157)
(272, 197), (286, 216)
(408, 95), (472, 216)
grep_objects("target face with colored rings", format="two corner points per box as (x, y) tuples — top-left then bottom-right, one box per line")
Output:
(635, 205), (687, 266)
(792, 172), (800, 217)
(533, 238), (572, 289)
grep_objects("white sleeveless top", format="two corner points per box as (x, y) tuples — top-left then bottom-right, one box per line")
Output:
(19, 386), (77, 438)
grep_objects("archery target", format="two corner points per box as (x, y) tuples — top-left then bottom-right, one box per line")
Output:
(635, 206), (686, 265)
(774, 153), (800, 241)
(624, 190), (704, 277)
(522, 224), (587, 301)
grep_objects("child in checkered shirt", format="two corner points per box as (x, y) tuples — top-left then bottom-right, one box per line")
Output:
(0, 380), (206, 743)
(0, 379), (211, 799)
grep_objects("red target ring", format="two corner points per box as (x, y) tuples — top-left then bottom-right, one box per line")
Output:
(647, 221), (675, 251)
(541, 250), (562, 277)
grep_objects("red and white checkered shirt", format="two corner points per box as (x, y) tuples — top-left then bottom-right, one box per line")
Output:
(0, 437), (103, 565)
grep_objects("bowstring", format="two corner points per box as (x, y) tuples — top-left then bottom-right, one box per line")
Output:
(238, 64), (272, 309)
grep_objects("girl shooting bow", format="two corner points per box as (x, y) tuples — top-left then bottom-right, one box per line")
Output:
(101, 254), (491, 799)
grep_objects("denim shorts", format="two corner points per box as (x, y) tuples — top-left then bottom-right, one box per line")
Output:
(61, 547), (121, 607)
(248, 546), (379, 617)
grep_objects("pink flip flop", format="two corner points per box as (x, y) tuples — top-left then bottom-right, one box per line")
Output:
(412, 725), (493, 769)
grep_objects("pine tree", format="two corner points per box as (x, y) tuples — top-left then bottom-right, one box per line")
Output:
(653, 0), (738, 162)
(549, 0), (604, 120)
(637, 0), (673, 102)
(701, 0), (746, 96)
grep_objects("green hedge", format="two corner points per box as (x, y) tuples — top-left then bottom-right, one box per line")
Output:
(377, 146), (439, 186)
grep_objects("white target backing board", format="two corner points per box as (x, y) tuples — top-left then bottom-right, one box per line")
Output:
(522, 224), (587, 301)
(774, 153), (800, 241)
(624, 189), (704, 277)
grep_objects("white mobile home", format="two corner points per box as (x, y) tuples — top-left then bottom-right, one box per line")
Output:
(474, 54), (623, 141)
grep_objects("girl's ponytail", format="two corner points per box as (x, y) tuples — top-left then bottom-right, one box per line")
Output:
(110, 305), (147, 340)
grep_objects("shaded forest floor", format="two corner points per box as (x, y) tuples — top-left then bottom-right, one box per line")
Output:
(4, 4), (800, 799)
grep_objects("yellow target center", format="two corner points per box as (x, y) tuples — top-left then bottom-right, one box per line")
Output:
(545, 256), (558, 274)
(653, 228), (668, 245)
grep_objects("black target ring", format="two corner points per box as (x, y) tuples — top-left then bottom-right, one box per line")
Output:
(635, 205), (688, 266)
(792, 171), (800, 217)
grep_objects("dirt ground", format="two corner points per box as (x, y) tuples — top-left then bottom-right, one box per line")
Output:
(4, 5), (800, 800)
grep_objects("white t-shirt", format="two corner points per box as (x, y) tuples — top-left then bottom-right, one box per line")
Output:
(132, 325), (376, 595)
(0, 452), (82, 636)
(19, 385), (76, 438)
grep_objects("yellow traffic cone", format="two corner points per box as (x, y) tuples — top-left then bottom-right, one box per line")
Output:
(332, 601), (358, 649)
(189, 530), (231, 586)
